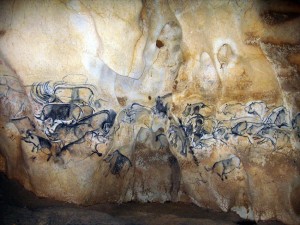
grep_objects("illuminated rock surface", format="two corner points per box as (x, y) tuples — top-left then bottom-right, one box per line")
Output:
(0, 0), (299, 224)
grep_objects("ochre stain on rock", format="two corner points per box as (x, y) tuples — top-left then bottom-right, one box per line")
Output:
(0, 30), (6, 37)
(117, 97), (127, 107)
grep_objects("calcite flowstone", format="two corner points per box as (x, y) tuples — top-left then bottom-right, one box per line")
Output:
(0, 0), (299, 224)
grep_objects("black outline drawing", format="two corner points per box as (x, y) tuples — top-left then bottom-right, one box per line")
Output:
(292, 113), (300, 139)
(167, 101), (297, 161)
(104, 150), (132, 177)
(2, 76), (298, 166)
(205, 156), (241, 181)
(30, 81), (97, 106)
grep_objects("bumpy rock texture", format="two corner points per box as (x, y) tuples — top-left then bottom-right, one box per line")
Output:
(0, 0), (299, 224)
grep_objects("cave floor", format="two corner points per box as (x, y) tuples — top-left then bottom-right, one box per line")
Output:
(0, 173), (283, 225)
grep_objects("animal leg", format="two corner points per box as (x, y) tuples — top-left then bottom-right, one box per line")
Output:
(91, 149), (102, 157)
(217, 173), (223, 181)
(47, 153), (52, 161)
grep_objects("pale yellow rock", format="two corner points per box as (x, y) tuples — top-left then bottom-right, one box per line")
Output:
(0, 0), (299, 224)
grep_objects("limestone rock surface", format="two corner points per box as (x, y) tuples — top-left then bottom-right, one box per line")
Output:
(0, 0), (299, 224)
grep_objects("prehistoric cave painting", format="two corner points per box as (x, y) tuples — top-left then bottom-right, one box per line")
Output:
(220, 103), (247, 119)
(222, 103), (291, 149)
(222, 102), (291, 147)
(230, 121), (254, 143)
(263, 106), (289, 128)
(117, 103), (151, 125)
(31, 81), (99, 106)
(168, 102), (214, 156)
(15, 80), (117, 160)
(30, 81), (102, 132)
(205, 155), (241, 181)
(245, 101), (268, 120)
(35, 103), (83, 135)
(292, 113), (300, 139)
(2, 75), (298, 166)
(168, 100), (298, 159)
(57, 129), (93, 156)
(21, 129), (53, 161)
(22, 130), (52, 153)
(182, 102), (208, 117)
(48, 109), (116, 156)
(114, 103), (153, 140)
(104, 150), (132, 177)
(152, 94), (172, 117)
(10, 116), (36, 134)
(90, 147), (103, 157)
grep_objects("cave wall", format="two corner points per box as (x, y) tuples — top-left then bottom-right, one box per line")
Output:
(0, 0), (299, 224)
